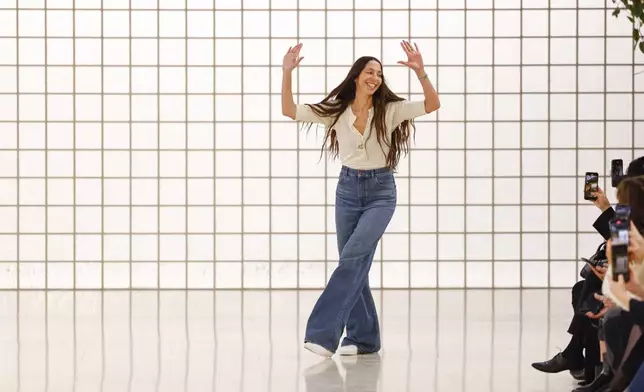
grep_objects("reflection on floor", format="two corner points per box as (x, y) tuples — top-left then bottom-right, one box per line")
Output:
(0, 289), (581, 391)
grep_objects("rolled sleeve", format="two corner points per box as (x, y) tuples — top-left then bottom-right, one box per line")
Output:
(390, 100), (427, 129)
(295, 104), (332, 127)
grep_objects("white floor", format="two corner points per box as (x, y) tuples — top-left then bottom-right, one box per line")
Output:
(0, 289), (583, 392)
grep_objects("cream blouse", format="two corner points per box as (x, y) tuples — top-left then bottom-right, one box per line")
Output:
(295, 100), (427, 170)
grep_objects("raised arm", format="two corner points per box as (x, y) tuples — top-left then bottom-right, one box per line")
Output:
(397, 40), (440, 115)
(281, 43), (333, 126)
(281, 44), (303, 120)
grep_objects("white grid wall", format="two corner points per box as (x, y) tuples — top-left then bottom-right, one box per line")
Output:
(0, 0), (642, 290)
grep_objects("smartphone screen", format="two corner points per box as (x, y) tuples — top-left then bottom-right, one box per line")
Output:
(584, 172), (599, 201)
(610, 217), (630, 281)
(611, 159), (624, 187)
(615, 204), (631, 219)
(611, 219), (629, 247)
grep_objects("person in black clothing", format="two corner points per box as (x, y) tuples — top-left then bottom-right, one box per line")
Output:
(531, 157), (644, 389)
(589, 174), (644, 391)
(575, 161), (644, 392)
(531, 187), (610, 384)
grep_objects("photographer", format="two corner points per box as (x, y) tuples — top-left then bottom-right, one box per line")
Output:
(531, 157), (644, 388)
(594, 157), (644, 240)
(531, 193), (610, 384)
(592, 175), (644, 391)
(570, 160), (644, 392)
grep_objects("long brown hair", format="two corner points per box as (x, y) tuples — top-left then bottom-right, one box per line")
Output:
(617, 174), (644, 233)
(299, 56), (415, 171)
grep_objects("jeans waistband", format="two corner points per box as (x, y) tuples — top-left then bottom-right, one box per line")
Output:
(340, 165), (391, 177)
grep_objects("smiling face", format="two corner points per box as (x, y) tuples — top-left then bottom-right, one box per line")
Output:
(354, 60), (383, 96)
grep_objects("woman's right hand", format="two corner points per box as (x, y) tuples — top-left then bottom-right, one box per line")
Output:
(283, 43), (304, 72)
(586, 293), (615, 319)
(590, 186), (611, 212)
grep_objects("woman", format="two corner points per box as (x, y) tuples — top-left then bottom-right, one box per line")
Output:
(590, 175), (644, 391)
(281, 41), (440, 357)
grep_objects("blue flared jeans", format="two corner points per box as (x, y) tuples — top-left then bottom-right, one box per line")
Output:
(304, 165), (397, 354)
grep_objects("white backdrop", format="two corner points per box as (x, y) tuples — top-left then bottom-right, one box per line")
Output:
(0, 0), (642, 290)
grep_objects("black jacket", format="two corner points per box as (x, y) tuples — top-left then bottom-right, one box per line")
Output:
(593, 207), (615, 240)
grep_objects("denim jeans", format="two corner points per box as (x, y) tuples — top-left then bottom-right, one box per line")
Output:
(304, 165), (397, 354)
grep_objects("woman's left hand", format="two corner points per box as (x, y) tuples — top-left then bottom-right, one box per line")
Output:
(398, 40), (425, 73)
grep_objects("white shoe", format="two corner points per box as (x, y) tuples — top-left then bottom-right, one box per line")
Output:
(304, 342), (334, 358)
(337, 345), (359, 356)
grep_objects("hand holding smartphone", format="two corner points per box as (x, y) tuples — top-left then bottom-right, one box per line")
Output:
(611, 159), (624, 188)
(610, 213), (631, 282)
(584, 172), (599, 201)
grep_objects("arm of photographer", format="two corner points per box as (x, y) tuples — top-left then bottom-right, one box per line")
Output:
(593, 207), (615, 240)
(591, 187), (614, 240)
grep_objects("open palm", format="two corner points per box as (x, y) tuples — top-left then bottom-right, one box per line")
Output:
(397, 40), (424, 72)
(283, 43), (304, 71)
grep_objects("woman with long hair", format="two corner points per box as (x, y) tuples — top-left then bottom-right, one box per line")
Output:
(281, 41), (440, 357)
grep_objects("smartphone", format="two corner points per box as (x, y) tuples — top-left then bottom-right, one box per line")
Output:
(610, 217), (630, 282)
(615, 204), (631, 220)
(611, 159), (624, 187)
(584, 172), (599, 201)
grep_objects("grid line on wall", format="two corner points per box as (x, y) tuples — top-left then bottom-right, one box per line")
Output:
(407, 2), (411, 289)
(633, 8), (637, 164)
(240, 1), (245, 290)
(155, 0), (160, 291)
(603, 0), (607, 282)
(44, 0), (48, 290)
(323, 0), (328, 287)
(100, 0), (105, 290)
(212, 3), (217, 294)
(1, 3), (641, 290)
(4, 34), (643, 38)
(2, 202), (630, 206)
(574, 0), (579, 279)
(434, 2), (439, 288)
(0, 231), (616, 235)
(463, 3), (468, 288)
(491, 0), (496, 288)
(519, 0), (524, 288)
(378, 0), (383, 290)
(0, 7), (624, 11)
(184, 0), (188, 290)
(3, 63), (641, 67)
(3, 120), (641, 124)
(15, 1), (19, 290)
(296, 0), (300, 290)
(1, 91), (640, 95)
(546, 0), (552, 287)
(128, 0), (132, 290)
(73, 0), (77, 290)
(269, 0), (273, 289)
(1, 147), (640, 152)
(0, 259), (593, 263)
